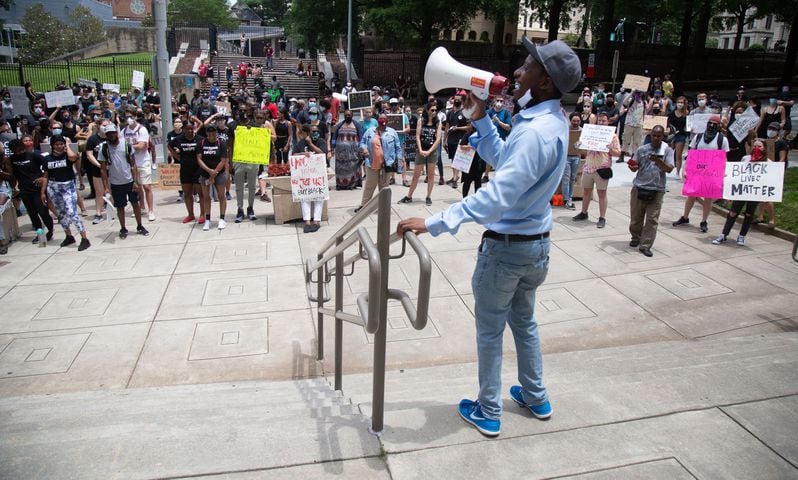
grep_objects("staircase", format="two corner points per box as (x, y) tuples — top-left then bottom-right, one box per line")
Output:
(209, 53), (321, 100)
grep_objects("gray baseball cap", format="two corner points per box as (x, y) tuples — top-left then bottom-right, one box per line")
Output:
(522, 38), (582, 94)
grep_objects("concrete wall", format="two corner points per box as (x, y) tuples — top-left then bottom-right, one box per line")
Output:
(53, 27), (156, 61)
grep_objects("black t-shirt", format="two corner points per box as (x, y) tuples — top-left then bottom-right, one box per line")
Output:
(446, 109), (468, 145)
(170, 134), (202, 169)
(198, 137), (227, 174)
(599, 106), (620, 126)
(42, 152), (75, 182)
(61, 124), (77, 141)
(775, 139), (789, 161)
(419, 124), (438, 150)
(10, 151), (45, 192)
(84, 133), (103, 165)
(197, 105), (217, 121)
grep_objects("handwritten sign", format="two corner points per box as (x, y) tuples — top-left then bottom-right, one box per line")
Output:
(7, 86), (30, 117)
(232, 125), (271, 164)
(132, 70), (145, 89)
(78, 78), (95, 89)
(728, 114), (759, 142)
(688, 113), (713, 134)
(642, 115), (668, 131)
(348, 90), (372, 110)
(44, 89), (76, 108)
(451, 144), (476, 172)
(567, 129), (581, 156)
(578, 124), (617, 152)
(158, 164), (181, 190)
(623, 74), (650, 92)
(723, 161), (784, 202)
(290, 153), (329, 202)
(405, 134), (417, 163)
(682, 150), (726, 199)
(386, 114), (405, 131)
(103, 83), (121, 93)
(216, 101), (231, 115)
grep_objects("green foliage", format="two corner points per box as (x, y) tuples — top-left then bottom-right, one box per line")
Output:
(747, 43), (764, 51)
(364, 0), (479, 51)
(705, 38), (719, 48)
(284, 0), (344, 52)
(562, 33), (580, 46)
(245, 0), (289, 26)
(19, 5), (74, 62)
(776, 167), (798, 233)
(141, 0), (237, 29)
(523, 0), (581, 33)
(68, 6), (105, 48)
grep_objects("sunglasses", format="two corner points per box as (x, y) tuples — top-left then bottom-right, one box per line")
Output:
(429, 108), (437, 112)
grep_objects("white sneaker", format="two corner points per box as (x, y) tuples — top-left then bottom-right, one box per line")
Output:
(148, 211), (155, 222)
(218, 218), (226, 230)
(736, 235), (746, 246)
(711, 234), (726, 245)
(202, 220), (210, 231)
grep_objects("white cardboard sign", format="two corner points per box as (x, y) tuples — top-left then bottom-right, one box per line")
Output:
(723, 161), (784, 202)
(44, 89), (77, 108)
(728, 113), (759, 142)
(289, 153), (330, 202)
(103, 83), (121, 92)
(132, 70), (145, 89)
(578, 124), (617, 152)
(451, 145), (476, 172)
(688, 113), (714, 134)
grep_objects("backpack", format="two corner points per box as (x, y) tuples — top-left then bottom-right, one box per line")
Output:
(700, 132), (724, 150)
(101, 141), (133, 166)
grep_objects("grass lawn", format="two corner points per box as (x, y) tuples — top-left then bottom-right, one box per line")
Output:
(84, 53), (155, 63)
(775, 166), (797, 233)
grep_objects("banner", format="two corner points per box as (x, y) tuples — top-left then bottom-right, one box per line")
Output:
(642, 115), (668, 131)
(132, 70), (145, 89)
(728, 114), (759, 142)
(723, 161), (784, 202)
(158, 164), (181, 190)
(7, 86), (29, 118)
(578, 124), (617, 152)
(682, 150), (726, 199)
(348, 90), (372, 110)
(451, 144), (476, 172)
(688, 113), (714, 134)
(623, 74), (650, 92)
(44, 90), (76, 108)
(78, 78), (95, 88)
(232, 125), (271, 164)
(289, 153), (329, 202)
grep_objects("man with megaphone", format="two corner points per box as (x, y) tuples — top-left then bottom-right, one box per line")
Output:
(398, 39), (581, 437)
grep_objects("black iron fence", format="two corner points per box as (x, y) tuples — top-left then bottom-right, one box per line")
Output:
(0, 58), (154, 93)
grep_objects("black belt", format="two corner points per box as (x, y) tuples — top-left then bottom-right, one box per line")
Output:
(482, 230), (550, 242)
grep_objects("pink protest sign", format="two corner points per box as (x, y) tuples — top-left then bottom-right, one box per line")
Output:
(682, 150), (726, 199)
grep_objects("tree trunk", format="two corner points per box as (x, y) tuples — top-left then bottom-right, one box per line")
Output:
(781, 10), (798, 86)
(596, 0), (616, 62)
(692, 0), (712, 55)
(674, 0), (695, 94)
(578, 0), (594, 47)
(493, 10), (506, 59)
(548, 0), (565, 42)
(733, 12), (745, 51)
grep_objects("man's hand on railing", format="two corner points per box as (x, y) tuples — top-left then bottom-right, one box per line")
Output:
(397, 217), (428, 236)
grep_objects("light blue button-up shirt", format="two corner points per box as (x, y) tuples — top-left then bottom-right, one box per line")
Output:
(425, 99), (567, 237)
(359, 126), (404, 171)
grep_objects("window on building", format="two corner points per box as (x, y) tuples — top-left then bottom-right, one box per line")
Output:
(456, 30), (464, 41)
(468, 31), (477, 41)
(723, 37), (730, 49)
(522, 14), (527, 28)
(480, 31), (490, 42)
(743, 36), (750, 49)
(762, 37), (770, 49)
(765, 15), (773, 30)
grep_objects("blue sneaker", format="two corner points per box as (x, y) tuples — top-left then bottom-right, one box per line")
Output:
(509, 385), (552, 419)
(458, 399), (500, 437)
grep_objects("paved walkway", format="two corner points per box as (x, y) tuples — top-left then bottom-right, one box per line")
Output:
(0, 160), (796, 478)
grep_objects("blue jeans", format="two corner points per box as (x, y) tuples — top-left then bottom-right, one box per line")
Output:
(561, 155), (580, 203)
(472, 236), (550, 419)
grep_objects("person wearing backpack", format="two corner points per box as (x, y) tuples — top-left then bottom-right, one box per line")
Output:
(122, 112), (156, 221)
(98, 124), (149, 238)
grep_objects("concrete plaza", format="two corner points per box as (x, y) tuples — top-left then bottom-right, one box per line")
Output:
(0, 161), (797, 479)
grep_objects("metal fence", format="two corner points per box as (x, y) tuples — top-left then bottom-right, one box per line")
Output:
(0, 58), (154, 93)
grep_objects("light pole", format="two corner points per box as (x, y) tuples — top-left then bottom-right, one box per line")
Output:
(346, 0), (352, 84)
(154, 0), (173, 163)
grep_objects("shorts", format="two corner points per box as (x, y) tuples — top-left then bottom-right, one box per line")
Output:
(85, 160), (101, 178)
(581, 171), (609, 190)
(200, 171), (228, 186)
(672, 132), (687, 145)
(418, 152), (437, 165)
(180, 166), (200, 185)
(136, 161), (153, 185)
(622, 125), (643, 149)
(110, 182), (140, 208)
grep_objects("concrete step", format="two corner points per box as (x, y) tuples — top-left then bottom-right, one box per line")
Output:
(0, 377), (377, 479)
(336, 333), (798, 453)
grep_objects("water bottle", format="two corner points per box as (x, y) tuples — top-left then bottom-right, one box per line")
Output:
(36, 228), (46, 247)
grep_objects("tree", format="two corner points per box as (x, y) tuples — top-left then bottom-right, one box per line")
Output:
(19, 5), (73, 62)
(523, 0), (579, 41)
(245, 0), (289, 26)
(717, 0), (762, 51)
(284, 0), (345, 53)
(142, 0), (238, 30)
(673, 0), (695, 92)
(480, 0), (518, 58)
(691, 0), (715, 55)
(67, 6), (105, 52)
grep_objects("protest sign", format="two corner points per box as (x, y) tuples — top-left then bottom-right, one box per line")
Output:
(688, 113), (713, 134)
(44, 89), (76, 108)
(348, 90), (372, 110)
(623, 74), (650, 92)
(405, 134), (417, 163)
(216, 101), (231, 115)
(132, 70), (145, 89)
(728, 114), (759, 142)
(578, 124), (617, 152)
(232, 125), (271, 164)
(451, 144), (476, 172)
(289, 153), (329, 202)
(567, 130), (581, 156)
(723, 161), (784, 202)
(7, 86), (29, 118)
(682, 150), (726, 199)
(102, 83), (121, 92)
(386, 114), (405, 131)
(642, 115), (668, 131)
(78, 78), (95, 88)
(158, 164), (181, 190)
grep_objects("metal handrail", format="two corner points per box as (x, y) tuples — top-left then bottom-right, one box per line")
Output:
(304, 188), (432, 434)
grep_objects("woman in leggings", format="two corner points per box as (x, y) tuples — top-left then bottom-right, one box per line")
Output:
(711, 139), (769, 247)
(4, 139), (54, 244)
(40, 135), (90, 251)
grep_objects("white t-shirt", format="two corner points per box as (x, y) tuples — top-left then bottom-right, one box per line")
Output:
(123, 123), (151, 167)
(689, 133), (729, 151)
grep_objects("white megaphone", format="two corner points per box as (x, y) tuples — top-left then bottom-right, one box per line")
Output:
(424, 47), (509, 101)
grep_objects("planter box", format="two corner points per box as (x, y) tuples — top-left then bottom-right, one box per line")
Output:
(269, 173), (334, 225)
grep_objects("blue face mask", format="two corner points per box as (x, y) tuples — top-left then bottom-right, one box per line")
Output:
(309, 114), (318, 121)
(308, 102), (316, 109)
(52, 128), (62, 135)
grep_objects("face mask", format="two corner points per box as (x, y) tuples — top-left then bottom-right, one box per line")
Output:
(3, 97), (9, 101)
(769, 98), (777, 106)
(63, 115), (71, 122)
(705, 124), (719, 137)
(494, 103), (502, 110)
(34, 108), (43, 114)
(344, 116), (353, 123)
(93, 115), (100, 121)
(518, 88), (533, 108)
(597, 88), (604, 93)
(309, 114), (318, 121)
(767, 129), (778, 138)
(751, 146), (764, 160)
(311, 132), (320, 141)
(51, 128), (62, 135)
(308, 102), (316, 108)
(378, 119), (388, 127)
(698, 99), (707, 107)
(126, 117), (135, 126)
